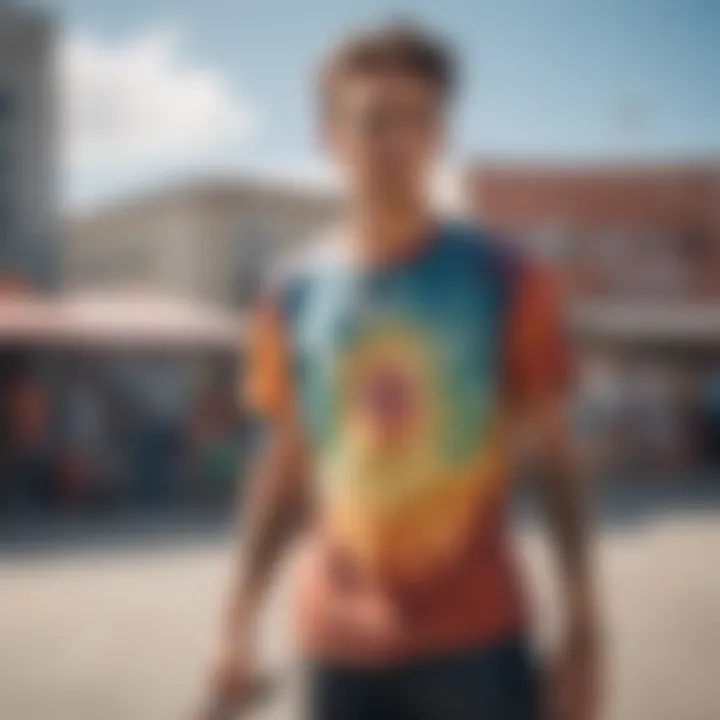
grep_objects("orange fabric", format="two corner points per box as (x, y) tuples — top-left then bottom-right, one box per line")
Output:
(242, 299), (293, 418)
(293, 497), (526, 665)
(505, 263), (571, 404)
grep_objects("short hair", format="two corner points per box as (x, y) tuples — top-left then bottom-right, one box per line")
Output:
(318, 23), (457, 112)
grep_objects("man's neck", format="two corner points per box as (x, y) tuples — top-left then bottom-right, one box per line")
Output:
(347, 199), (436, 268)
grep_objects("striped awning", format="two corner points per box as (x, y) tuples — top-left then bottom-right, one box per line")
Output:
(0, 292), (245, 350)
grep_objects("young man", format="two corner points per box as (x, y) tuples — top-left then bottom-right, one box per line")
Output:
(205, 24), (599, 720)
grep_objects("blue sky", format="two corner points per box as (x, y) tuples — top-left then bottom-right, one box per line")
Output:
(28, 0), (720, 209)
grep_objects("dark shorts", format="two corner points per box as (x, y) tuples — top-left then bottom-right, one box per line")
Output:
(309, 637), (541, 720)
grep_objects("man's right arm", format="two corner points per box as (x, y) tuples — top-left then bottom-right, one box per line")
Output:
(211, 415), (306, 696)
(207, 298), (305, 714)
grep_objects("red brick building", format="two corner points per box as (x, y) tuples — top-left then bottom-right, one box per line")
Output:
(467, 162), (720, 300)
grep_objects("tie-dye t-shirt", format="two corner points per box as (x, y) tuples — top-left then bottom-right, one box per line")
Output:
(244, 222), (568, 663)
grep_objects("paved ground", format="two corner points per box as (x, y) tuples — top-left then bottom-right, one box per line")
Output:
(1, 502), (720, 720)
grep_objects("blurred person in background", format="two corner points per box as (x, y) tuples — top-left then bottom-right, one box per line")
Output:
(203, 23), (599, 720)
(55, 357), (112, 508)
(703, 361), (720, 467)
(573, 356), (624, 475)
(191, 378), (242, 506)
(2, 363), (52, 512)
(120, 354), (190, 506)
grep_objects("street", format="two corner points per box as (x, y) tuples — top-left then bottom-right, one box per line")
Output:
(1, 503), (720, 720)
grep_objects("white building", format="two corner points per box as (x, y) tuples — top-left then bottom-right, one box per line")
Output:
(0, 5), (56, 288)
(64, 178), (343, 308)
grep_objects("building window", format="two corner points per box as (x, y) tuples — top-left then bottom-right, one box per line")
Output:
(0, 88), (18, 245)
(0, 146), (15, 243)
(233, 220), (271, 304)
(529, 225), (575, 264)
(0, 193), (15, 243)
(0, 88), (17, 123)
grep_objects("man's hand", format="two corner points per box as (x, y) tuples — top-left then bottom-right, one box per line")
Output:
(517, 391), (601, 720)
(549, 617), (601, 720)
(202, 635), (257, 719)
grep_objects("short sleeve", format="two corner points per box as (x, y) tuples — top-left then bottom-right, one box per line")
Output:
(504, 261), (571, 403)
(241, 298), (294, 418)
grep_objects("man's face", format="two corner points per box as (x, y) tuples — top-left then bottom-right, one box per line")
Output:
(324, 73), (445, 205)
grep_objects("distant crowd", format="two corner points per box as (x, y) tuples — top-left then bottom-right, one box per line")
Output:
(0, 350), (246, 516)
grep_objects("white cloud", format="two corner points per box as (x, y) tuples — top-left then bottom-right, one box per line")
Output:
(59, 29), (464, 214)
(60, 27), (257, 175)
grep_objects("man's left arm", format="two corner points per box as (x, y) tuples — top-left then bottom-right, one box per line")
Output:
(506, 262), (601, 720)
(529, 394), (600, 720)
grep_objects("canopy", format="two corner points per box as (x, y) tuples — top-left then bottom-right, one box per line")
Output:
(0, 292), (244, 351)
